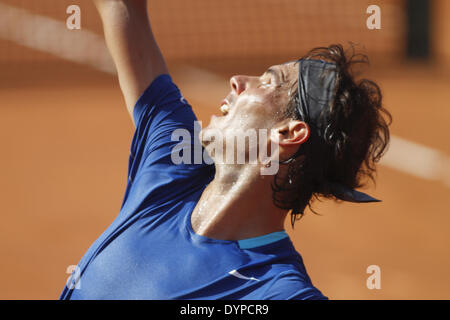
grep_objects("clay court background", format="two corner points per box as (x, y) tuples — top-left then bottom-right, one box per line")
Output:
(0, 0), (449, 299)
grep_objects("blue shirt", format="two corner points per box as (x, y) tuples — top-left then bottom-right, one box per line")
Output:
(60, 75), (327, 300)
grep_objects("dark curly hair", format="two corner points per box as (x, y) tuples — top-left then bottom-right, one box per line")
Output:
(272, 44), (392, 227)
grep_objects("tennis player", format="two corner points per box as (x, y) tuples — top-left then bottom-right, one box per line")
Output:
(60, 0), (390, 300)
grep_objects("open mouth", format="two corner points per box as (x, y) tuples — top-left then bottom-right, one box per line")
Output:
(220, 99), (230, 116)
(220, 104), (230, 116)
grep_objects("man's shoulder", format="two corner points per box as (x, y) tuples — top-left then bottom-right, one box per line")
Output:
(261, 270), (328, 300)
(133, 74), (190, 126)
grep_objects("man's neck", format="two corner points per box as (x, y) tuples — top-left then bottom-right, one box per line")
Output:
(191, 164), (286, 241)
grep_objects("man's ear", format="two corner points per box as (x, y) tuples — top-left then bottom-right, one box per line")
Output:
(273, 120), (310, 147)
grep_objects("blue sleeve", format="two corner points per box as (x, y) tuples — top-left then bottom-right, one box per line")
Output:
(262, 272), (329, 300)
(122, 74), (214, 208)
(131, 74), (198, 168)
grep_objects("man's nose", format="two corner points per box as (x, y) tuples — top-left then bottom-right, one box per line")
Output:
(230, 75), (249, 95)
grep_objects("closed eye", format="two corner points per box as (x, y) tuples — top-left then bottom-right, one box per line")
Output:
(258, 78), (284, 89)
(258, 81), (271, 88)
(259, 68), (284, 88)
(258, 75), (273, 88)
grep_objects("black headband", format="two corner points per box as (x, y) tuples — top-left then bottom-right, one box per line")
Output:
(282, 58), (380, 203)
(296, 59), (338, 129)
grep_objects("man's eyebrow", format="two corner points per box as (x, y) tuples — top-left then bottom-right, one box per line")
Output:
(264, 68), (284, 83)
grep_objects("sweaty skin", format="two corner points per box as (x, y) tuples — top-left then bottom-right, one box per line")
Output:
(192, 61), (310, 240)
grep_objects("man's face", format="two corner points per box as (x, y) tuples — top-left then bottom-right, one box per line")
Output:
(201, 61), (298, 162)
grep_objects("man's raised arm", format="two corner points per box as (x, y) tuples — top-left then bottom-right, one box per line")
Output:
(93, 0), (169, 122)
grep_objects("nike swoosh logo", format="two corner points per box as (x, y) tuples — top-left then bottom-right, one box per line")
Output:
(228, 269), (260, 281)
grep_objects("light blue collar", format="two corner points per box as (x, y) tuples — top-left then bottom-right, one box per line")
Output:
(237, 231), (288, 249)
